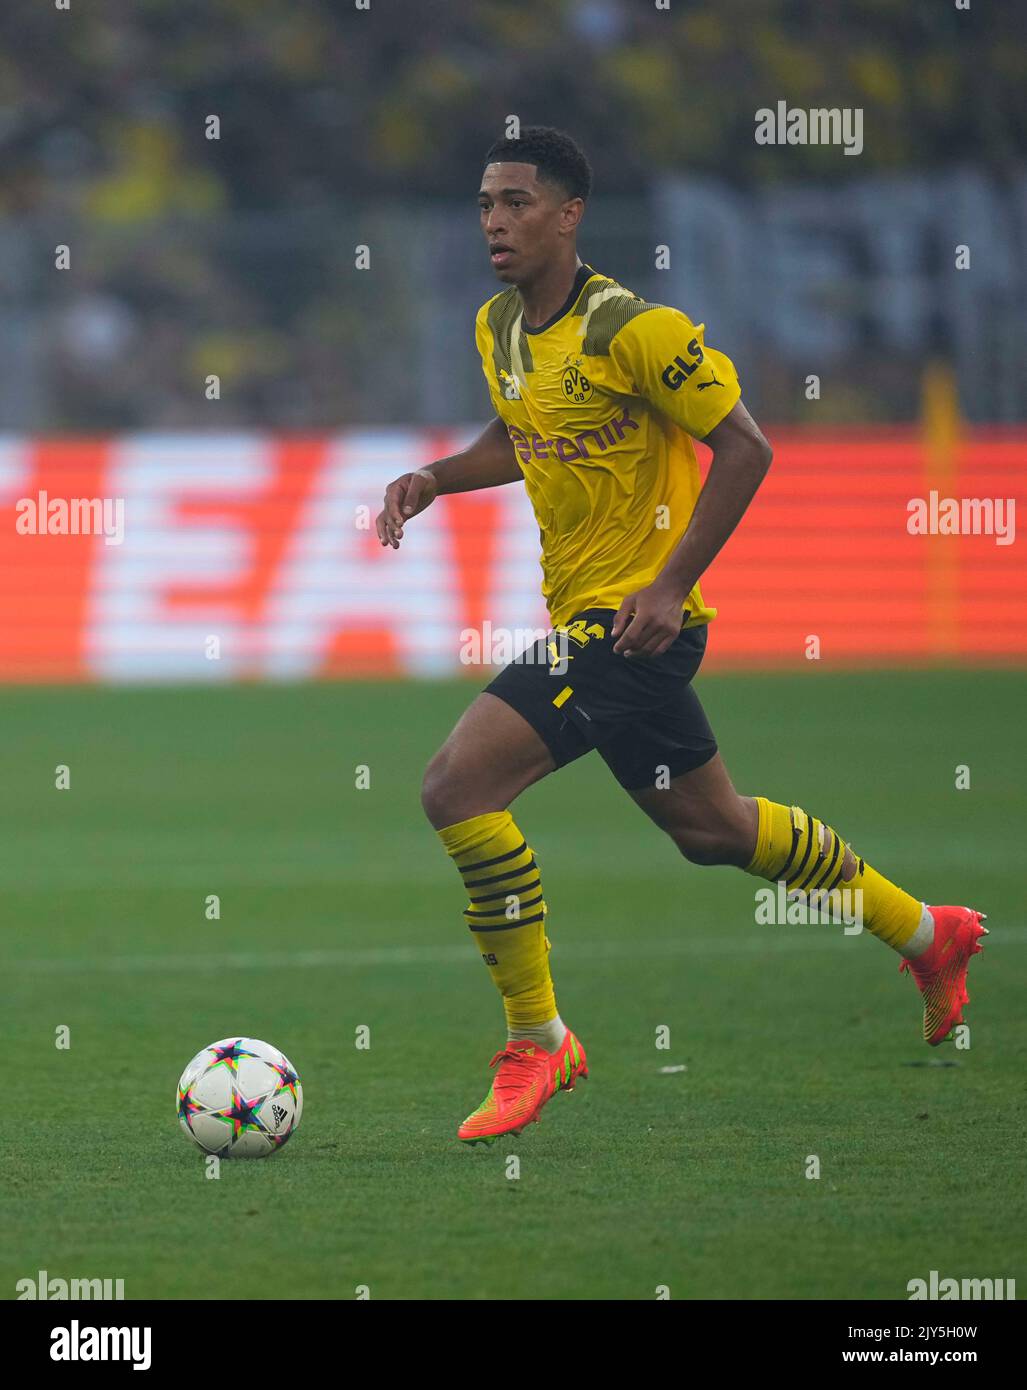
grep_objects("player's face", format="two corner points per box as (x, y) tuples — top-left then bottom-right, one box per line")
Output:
(479, 162), (570, 284)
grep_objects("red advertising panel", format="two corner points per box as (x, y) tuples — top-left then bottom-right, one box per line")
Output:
(0, 429), (1023, 681)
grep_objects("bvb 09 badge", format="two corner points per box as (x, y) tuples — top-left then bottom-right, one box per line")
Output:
(562, 364), (593, 403)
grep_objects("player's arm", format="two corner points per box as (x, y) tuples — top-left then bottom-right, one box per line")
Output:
(605, 306), (772, 656)
(376, 415), (522, 549)
(612, 400), (771, 654)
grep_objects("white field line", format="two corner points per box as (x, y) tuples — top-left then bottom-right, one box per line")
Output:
(6, 927), (1024, 975)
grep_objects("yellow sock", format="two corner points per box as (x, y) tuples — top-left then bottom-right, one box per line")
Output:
(744, 797), (922, 950)
(437, 811), (557, 1029)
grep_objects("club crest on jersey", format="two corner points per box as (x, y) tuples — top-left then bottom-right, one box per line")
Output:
(498, 368), (522, 400)
(561, 365), (593, 404)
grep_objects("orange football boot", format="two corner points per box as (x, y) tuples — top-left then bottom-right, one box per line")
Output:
(458, 1030), (588, 1145)
(899, 905), (988, 1044)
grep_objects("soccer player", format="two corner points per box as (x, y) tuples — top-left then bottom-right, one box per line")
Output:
(375, 127), (987, 1145)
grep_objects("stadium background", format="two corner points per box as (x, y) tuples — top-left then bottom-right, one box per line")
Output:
(4, 0), (1026, 1305)
(1, 0), (1024, 677)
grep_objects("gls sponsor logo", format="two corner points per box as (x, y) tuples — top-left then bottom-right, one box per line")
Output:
(660, 338), (704, 390)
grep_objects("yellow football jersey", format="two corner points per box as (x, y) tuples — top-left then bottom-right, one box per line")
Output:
(474, 262), (741, 627)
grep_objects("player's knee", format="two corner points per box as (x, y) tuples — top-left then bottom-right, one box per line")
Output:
(421, 747), (482, 829)
(420, 751), (458, 828)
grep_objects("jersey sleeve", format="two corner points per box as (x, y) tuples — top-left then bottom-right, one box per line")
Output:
(608, 305), (741, 439)
(475, 301), (506, 418)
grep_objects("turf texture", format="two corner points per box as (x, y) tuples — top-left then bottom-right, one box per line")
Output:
(2, 671), (1024, 1300)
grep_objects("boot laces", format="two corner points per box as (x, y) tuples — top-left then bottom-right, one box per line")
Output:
(488, 1047), (542, 1097)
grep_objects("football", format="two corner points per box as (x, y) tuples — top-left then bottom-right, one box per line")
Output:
(176, 1037), (303, 1158)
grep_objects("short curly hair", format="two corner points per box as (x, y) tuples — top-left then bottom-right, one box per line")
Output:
(483, 126), (593, 203)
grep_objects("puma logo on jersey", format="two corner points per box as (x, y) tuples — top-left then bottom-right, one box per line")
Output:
(499, 368), (522, 400)
(697, 372), (723, 391)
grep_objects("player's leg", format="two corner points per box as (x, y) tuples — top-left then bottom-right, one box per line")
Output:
(422, 692), (562, 1043)
(620, 749), (758, 868)
(618, 730), (987, 1044)
(422, 687), (588, 1142)
(421, 690), (556, 826)
(625, 744), (935, 944)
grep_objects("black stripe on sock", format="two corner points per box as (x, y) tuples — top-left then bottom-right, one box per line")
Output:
(463, 859), (537, 890)
(807, 829), (843, 893)
(776, 808), (805, 881)
(458, 839), (529, 875)
(465, 893), (544, 920)
(786, 816), (818, 888)
(468, 911), (546, 932)
(796, 827), (841, 894)
(468, 877), (541, 906)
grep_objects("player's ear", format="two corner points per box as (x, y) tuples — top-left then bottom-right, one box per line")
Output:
(561, 197), (584, 233)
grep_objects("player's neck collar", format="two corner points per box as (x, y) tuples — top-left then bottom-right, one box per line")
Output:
(520, 262), (596, 336)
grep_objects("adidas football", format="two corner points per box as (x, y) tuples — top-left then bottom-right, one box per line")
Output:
(176, 1036), (303, 1158)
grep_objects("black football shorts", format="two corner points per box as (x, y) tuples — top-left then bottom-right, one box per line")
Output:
(483, 607), (718, 791)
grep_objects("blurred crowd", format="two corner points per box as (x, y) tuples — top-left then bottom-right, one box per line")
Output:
(0, 0), (1022, 428)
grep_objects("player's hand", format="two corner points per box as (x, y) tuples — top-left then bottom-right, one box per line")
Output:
(611, 580), (686, 658)
(376, 469), (438, 548)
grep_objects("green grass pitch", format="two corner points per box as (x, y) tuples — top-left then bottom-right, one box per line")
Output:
(2, 671), (1024, 1300)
